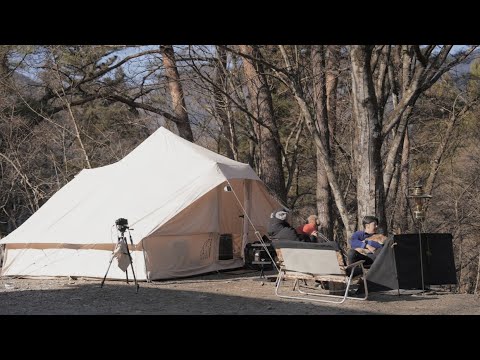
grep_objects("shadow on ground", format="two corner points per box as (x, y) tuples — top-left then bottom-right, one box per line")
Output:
(0, 268), (470, 315)
(0, 268), (377, 315)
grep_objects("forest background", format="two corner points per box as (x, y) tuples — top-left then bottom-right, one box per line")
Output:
(1, 45), (479, 293)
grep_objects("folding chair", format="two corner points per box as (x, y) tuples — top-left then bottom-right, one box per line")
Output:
(273, 240), (368, 304)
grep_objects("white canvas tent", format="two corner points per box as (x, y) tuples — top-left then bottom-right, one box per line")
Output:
(0, 127), (282, 280)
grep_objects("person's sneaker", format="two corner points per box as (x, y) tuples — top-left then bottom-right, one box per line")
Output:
(315, 281), (329, 290)
(355, 283), (366, 295)
(348, 289), (357, 296)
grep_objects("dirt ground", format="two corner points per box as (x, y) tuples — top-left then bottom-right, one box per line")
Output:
(1, 268), (479, 315)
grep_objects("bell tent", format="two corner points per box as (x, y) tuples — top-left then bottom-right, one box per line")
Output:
(0, 127), (281, 281)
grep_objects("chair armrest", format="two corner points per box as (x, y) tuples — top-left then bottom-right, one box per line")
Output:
(345, 260), (365, 269)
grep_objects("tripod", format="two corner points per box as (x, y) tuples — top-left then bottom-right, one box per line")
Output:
(101, 227), (139, 293)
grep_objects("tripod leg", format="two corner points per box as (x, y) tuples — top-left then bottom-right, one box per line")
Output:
(100, 253), (115, 288)
(120, 237), (130, 284)
(129, 263), (139, 294)
(124, 243), (139, 293)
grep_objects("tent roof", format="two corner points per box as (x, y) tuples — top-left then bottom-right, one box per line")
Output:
(120, 127), (259, 178)
(1, 127), (262, 245)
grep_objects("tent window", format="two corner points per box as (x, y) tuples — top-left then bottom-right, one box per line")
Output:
(219, 234), (233, 260)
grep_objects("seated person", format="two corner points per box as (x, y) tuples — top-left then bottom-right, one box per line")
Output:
(296, 215), (320, 243)
(346, 215), (386, 268)
(268, 208), (304, 242)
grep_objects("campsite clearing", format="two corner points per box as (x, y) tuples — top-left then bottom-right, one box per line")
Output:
(1, 270), (478, 315)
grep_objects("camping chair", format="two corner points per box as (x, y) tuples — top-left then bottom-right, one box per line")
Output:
(272, 240), (368, 304)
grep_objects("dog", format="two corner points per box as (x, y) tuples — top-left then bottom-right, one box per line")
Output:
(355, 234), (388, 255)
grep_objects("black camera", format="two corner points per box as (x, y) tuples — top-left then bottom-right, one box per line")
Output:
(115, 218), (129, 233)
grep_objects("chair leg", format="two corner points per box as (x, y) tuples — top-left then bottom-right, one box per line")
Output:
(343, 265), (368, 301)
(292, 279), (299, 291)
(275, 267), (369, 304)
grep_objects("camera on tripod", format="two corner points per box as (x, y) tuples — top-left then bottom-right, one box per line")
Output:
(101, 217), (139, 293)
(115, 218), (129, 234)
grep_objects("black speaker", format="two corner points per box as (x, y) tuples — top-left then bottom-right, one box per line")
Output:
(393, 233), (457, 289)
(218, 233), (233, 260)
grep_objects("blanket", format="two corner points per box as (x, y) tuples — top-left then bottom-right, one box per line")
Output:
(354, 234), (387, 255)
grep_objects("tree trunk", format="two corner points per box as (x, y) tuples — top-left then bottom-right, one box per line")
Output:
(160, 45), (194, 142)
(286, 79), (354, 237)
(64, 96), (92, 169)
(326, 46), (340, 149)
(312, 45), (333, 240)
(326, 46), (341, 240)
(213, 46), (238, 160)
(277, 45), (353, 237)
(239, 45), (287, 203)
(383, 106), (413, 199)
(424, 111), (461, 197)
(0, 46), (11, 79)
(474, 246), (480, 295)
(398, 129), (410, 233)
(350, 45), (387, 232)
(395, 128), (411, 233)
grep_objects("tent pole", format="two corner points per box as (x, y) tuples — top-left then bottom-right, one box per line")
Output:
(391, 241), (401, 296)
(226, 180), (279, 272)
(242, 180), (250, 258)
(417, 223), (426, 293)
(139, 240), (151, 283)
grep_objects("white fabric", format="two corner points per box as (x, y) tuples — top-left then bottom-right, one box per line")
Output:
(1, 247), (146, 279)
(1, 127), (281, 280)
(114, 242), (130, 272)
(281, 248), (343, 275)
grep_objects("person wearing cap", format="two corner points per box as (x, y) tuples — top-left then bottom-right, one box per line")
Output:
(346, 215), (384, 267)
(267, 208), (304, 242)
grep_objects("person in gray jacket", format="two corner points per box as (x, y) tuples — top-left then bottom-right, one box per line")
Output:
(267, 208), (305, 242)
